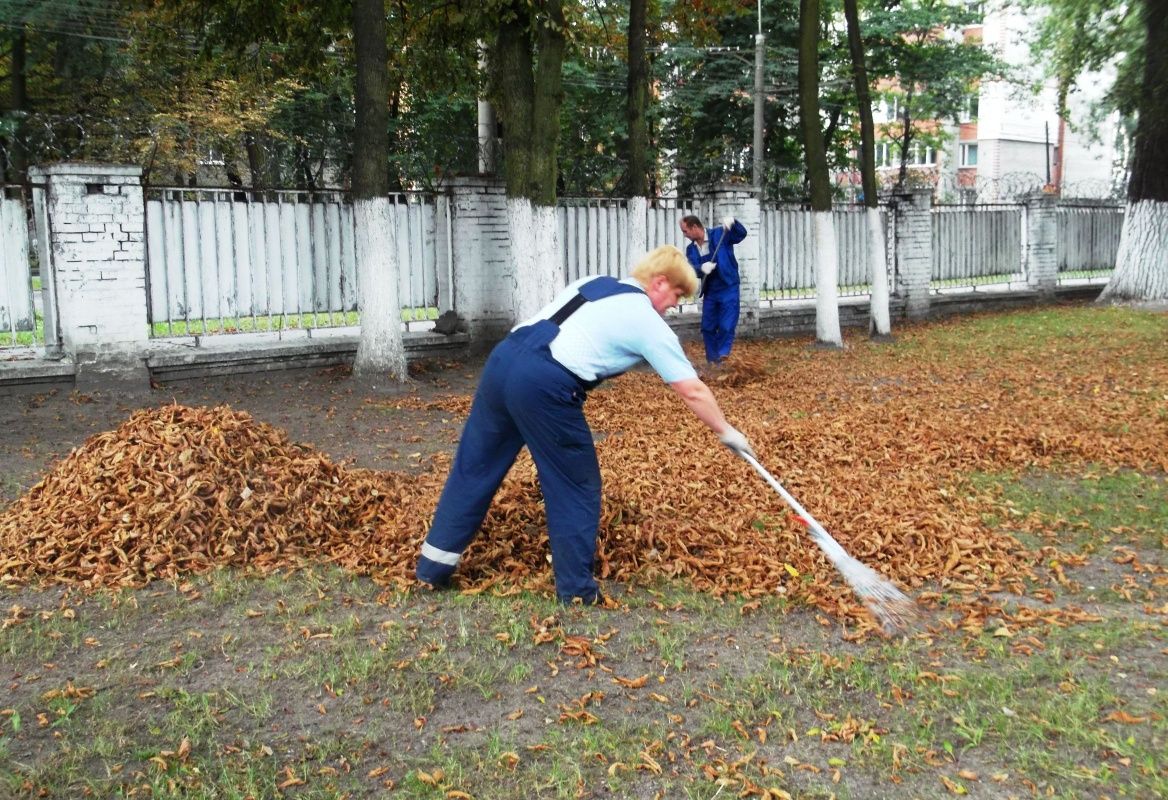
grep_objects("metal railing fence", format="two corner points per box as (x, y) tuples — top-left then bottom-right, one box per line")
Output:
(1056, 204), (1123, 280)
(145, 188), (445, 337)
(931, 204), (1024, 290)
(0, 186), (44, 348)
(759, 206), (891, 300)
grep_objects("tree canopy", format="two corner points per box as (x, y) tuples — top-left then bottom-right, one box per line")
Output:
(1, 0), (1042, 201)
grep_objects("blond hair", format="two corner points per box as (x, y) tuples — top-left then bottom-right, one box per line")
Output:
(631, 245), (698, 296)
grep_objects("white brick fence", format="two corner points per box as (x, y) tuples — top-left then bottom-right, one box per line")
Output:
(1, 164), (1118, 389)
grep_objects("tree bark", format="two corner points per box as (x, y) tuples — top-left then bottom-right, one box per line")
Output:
(351, 0), (407, 381)
(8, 27), (29, 184)
(895, 87), (916, 191)
(844, 0), (891, 338)
(798, 0), (831, 213)
(490, 0), (567, 320)
(1101, 0), (1168, 301)
(1100, 201), (1168, 301)
(799, 0), (842, 347)
(626, 0), (651, 197)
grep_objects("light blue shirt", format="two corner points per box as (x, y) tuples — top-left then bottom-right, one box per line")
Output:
(516, 276), (698, 384)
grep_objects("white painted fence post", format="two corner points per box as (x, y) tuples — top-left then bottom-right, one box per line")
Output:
(29, 163), (150, 388)
(892, 189), (933, 320)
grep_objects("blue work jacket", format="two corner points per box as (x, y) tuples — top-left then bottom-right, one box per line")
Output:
(685, 220), (748, 295)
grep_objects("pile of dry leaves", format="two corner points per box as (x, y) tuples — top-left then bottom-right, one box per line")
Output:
(1, 313), (1164, 629)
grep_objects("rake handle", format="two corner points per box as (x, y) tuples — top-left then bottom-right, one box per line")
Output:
(738, 451), (851, 564)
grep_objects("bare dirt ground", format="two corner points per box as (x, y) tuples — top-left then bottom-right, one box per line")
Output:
(0, 358), (483, 506)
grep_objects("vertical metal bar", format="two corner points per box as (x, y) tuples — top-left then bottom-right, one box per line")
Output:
(176, 192), (192, 336)
(335, 196), (348, 321)
(320, 195), (333, 327)
(244, 193), (259, 332)
(195, 191), (209, 334)
(212, 190), (225, 332)
(231, 192), (243, 330)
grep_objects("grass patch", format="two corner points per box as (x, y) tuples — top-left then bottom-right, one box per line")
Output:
(969, 467), (1168, 551)
(149, 306), (439, 338)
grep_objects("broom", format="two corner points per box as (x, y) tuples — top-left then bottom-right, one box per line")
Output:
(739, 452), (920, 634)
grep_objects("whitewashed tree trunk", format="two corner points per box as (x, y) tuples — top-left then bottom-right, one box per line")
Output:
(353, 197), (407, 380)
(1099, 200), (1168, 302)
(814, 211), (843, 347)
(866, 206), (891, 337)
(626, 196), (648, 264)
(507, 197), (564, 322)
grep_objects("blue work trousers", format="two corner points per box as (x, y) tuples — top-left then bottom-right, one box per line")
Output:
(701, 287), (740, 364)
(415, 322), (603, 602)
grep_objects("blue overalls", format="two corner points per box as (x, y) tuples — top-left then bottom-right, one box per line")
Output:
(687, 221), (746, 364)
(416, 277), (644, 603)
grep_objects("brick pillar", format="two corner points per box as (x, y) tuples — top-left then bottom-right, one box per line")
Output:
(892, 189), (933, 320)
(30, 163), (149, 388)
(708, 185), (761, 339)
(1023, 192), (1058, 295)
(446, 176), (513, 346)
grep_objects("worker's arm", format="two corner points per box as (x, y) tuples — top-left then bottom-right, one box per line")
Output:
(669, 377), (754, 457)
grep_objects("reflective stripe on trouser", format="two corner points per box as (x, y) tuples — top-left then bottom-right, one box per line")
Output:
(415, 323), (603, 602)
(701, 287), (740, 363)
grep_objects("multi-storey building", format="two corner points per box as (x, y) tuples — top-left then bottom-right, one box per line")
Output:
(865, 2), (1125, 202)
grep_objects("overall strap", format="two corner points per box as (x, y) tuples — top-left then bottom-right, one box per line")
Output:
(550, 276), (644, 326)
(544, 276), (648, 391)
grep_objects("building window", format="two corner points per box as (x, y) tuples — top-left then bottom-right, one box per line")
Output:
(907, 143), (936, 166)
(874, 142), (891, 167)
(878, 96), (901, 123)
(959, 95), (978, 123)
(960, 143), (978, 167)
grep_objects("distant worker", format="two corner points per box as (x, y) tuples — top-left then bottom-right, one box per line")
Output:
(679, 214), (748, 370)
(415, 245), (755, 604)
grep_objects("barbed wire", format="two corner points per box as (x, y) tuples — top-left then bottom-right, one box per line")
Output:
(934, 172), (1127, 203)
(1, 110), (1131, 203)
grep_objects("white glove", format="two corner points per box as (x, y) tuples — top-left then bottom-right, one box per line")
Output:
(722, 216), (735, 230)
(718, 426), (755, 459)
(700, 262), (715, 275)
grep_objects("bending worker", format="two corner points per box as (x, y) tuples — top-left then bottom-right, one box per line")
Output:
(679, 214), (748, 368)
(415, 245), (755, 604)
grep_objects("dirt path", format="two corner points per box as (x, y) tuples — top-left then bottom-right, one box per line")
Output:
(0, 359), (483, 505)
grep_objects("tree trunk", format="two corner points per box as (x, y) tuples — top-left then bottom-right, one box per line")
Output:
(626, 0), (651, 197)
(799, 0), (831, 212)
(490, 0), (567, 320)
(813, 212), (842, 344)
(351, 0), (407, 381)
(799, 0), (842, 347)
(8, 27), (29, 184)
(1101, 0), (1168, 302)
(507, 199), (562, 322)
(1100, 201), (1168, 300)
(244, 131), (270, 192)
(844, 0), (891, 338)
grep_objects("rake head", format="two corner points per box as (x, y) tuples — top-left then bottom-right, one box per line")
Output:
(838, 557), (922, 635)
(738, 452), (922, 635)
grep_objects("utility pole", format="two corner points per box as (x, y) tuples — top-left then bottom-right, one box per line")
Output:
(753, 33), (765, 194)
(477, 42), (497, 174)
(752, 1), (765, 196)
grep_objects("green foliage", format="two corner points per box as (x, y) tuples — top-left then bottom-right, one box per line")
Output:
(1021, 0), (1143, 120)
(558, 56), (629, 195)
(657, 0), (805, 198)
(0, 0), (481, 189)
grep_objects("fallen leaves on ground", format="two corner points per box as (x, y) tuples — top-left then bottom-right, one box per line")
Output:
(1, 310), (1165, 628)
